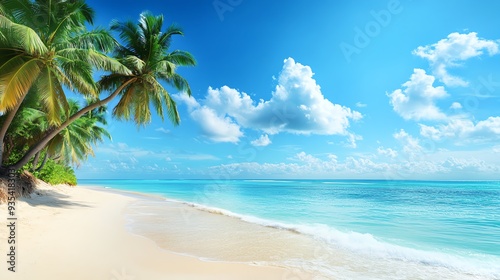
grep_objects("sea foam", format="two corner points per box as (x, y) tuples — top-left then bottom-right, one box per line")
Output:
(177, 199), (500, 279)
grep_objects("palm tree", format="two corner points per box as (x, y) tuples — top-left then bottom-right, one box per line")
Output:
(8, 11), (196, 171)
(46, 100), (111, 166)
(0, 89), (47, 165)
(0, 0), (128, 168)
(1, 93), (111, 170)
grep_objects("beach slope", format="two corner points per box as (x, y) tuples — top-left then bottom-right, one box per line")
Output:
(0, 183), (295, 280)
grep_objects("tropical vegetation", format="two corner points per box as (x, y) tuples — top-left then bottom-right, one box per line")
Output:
(0, 0), (195, 189)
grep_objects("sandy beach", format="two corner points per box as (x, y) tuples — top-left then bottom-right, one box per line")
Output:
(0, 183), (308, 280)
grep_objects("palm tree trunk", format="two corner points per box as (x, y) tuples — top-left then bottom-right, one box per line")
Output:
(35, 152), (48, 172)
(8, 78), (136, 171)
(0, 95), (26, 167)
(31, 150), (41, 172)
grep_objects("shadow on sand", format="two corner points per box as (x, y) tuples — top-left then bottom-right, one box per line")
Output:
(22, 189), (91, 208)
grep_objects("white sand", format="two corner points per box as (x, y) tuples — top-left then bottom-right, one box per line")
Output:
(0, 183), (311, 280)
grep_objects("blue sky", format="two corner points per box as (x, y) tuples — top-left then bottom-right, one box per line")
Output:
(75, 0), (500, 180)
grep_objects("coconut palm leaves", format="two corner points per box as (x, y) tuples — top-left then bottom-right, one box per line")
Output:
(3, 9), (195, 171)
(0, 0), (128, 168)
(47, 100), (111, 166)
(103, 12), (196, 126)
(0, 0), (124, 122)
(1, 95), (111, 167)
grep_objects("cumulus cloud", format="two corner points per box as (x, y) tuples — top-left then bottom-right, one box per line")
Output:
(174, 93), (243, 143)
(190, 106), (243, 143)
(251, 134), (272, 147)
(413, 32), (499, 87)
(377, 146), (398, 158)
(449, 102), (462, 109)
(419, 117), (500, 142)
(388, 69), (448, 121)
(176, 58), (361, 143)
(345, 133), (362, 148)
(393, 129), (425, 158)
(389, 33), (500, 145)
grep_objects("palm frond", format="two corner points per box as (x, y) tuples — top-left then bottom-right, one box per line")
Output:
(120, 55), (145, 72)
(0, 15), (48, 55)
(158, 23), (183, 49)
(150, 77), (180, 125)
(110, 19), (142, 57)
(88, 49), (131, 75)
(47, 0), (95, 45)
(1, 0), (35, 25)
(112, 84), (135, 120)
(64, 28), (117, 53)
(160, 72), (192, 96)
(57, 57), (97, 96)
(0, 57), (42, 111)
(37, 67), (69, 125)
(104, 12), (194, 128)
(163, 90), (180, 125)
(165, 50), (196, 67)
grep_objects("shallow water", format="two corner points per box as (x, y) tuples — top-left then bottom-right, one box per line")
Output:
(81, 179), (500, 279)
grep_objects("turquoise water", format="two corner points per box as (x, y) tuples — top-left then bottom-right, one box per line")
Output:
(80, 179), (500, 279)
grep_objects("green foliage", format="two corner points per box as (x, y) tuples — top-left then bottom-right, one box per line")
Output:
(9, 149), (77, 186)
(0, 1), (194, 174)
(34, 159), (77, 186)
(104, 12), (196, 127)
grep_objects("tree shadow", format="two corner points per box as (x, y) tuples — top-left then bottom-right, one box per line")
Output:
(21, 189), (91, 208)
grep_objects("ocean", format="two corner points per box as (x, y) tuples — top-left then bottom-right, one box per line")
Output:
(80, 179), (500, 279)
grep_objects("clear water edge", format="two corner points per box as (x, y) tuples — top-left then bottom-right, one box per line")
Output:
(80, 179), (500, 280)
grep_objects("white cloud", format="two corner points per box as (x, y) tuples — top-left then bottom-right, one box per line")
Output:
(419, 124), (442, 141)
(176, 58), (361, 143)
(176, 93), (243, 143)
(294, 151), (322, 165)
(494, 145), (500, 153)
(355, 102), (367, 108)
(377, 146), (398, 158)
(117, 142), (128, 149)
(155, 127), (170, 134)
(251, 134), (272, 147)
(450, 102), (462, 109)
(413, 32), (499, 87)
(388, 69), (448, 121)
(206, 149), (500, 180)
(345, 133), (362, 148)
(419, 117), (500, 142)
(190, 106), (243, 143)
(393, 129), (425, 158)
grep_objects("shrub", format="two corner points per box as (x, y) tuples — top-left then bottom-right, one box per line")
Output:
(34, 159), (77, 186)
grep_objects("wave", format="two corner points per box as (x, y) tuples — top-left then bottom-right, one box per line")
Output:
(173, 199), (500, 279)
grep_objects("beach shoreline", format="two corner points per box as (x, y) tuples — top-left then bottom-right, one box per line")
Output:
(0, 182), (309, 280)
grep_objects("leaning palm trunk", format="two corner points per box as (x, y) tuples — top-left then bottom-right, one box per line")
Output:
(30, 150), (41, 171)
(0, 95), (26, 165)
(8, 78), (136, 171)
(34, 152), (48, 172)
